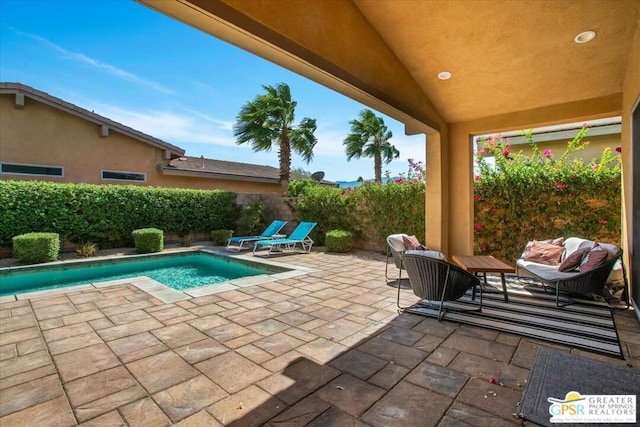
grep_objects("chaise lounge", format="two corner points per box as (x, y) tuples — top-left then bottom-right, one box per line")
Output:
(252, 221), (317, 256)
(226, 220), (287, 252)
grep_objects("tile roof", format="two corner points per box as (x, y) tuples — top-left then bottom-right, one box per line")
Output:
(164, 156), (332, 184)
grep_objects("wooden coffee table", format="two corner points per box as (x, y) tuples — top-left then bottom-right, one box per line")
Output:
(452, 255), (515, 302)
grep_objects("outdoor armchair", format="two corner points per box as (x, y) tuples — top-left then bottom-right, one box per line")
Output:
(226, 220), (287, 252)
(385, 233), (408, 283)
(399, 251), (482, 321)
(385, 233), (428, 284)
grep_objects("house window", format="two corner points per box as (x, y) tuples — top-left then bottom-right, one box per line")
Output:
(0, 162), (63, 177)
(101, 170), (146, 182)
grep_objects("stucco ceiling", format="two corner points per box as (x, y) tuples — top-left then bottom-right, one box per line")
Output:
(141, 0), (639, 127)
(352, 0), (639, 123)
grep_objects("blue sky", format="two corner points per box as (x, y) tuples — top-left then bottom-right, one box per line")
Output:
(0, 0), (425, 182)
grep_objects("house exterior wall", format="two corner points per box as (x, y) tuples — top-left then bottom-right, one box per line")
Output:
(510, 133), (621, 163)
(0, 95), (163, 185)
(0, 94), (282, 194)
(152, 173), (281, 193)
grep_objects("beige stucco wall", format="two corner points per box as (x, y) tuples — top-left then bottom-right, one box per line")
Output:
(0, 96), (162, 185)
(0, 95), (282, 194)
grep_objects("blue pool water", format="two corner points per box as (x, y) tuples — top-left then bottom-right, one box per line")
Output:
(0, 251), (283, 296)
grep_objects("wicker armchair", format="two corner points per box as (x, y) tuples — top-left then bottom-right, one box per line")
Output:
(399, 253), (482, 320)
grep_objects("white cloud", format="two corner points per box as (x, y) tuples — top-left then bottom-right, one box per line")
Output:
(21, 31), (173, 94)
(90, 102), (237, 147)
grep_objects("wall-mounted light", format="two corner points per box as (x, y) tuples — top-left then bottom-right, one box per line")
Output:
(438, 71), (452, 80)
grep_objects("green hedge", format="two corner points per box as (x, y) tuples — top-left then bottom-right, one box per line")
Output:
(132, 228), (164, 253)
(325, 230), (353, 253)
(0, 181), (240, 247)
(294, 184), (357, 246)
(291, 180), (424, 249)
(12, 232), (60, 263)
(353, 182), (425, 249)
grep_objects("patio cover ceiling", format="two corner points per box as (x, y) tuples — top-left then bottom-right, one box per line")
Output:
(139, 0), (640, 133)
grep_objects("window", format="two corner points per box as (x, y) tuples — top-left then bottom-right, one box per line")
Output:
(101, 170), (146, 182)
(0, 162), (63, 177)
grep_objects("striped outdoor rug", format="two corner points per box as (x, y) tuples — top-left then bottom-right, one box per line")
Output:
(404, 275), (623, 358)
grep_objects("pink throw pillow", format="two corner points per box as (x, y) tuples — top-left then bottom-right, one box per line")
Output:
(402, 235), (423, 250)
(522, 240), (565, 266)
(558, 248), (590, 272)
(579, 244), (609, 272)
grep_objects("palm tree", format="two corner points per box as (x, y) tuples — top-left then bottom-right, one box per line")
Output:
(344, 109), (399, 183)
(233, 83), (318, 195)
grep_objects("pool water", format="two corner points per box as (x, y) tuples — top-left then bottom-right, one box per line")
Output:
(0, 251), (280, 296)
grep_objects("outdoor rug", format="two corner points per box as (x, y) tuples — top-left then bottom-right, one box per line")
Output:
(403, 275), (623, 358)
(517, 346), (640, 426)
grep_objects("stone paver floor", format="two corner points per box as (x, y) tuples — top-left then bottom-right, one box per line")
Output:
(1, 248), (638, 426)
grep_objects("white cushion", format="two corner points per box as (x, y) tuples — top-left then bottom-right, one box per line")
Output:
(405, 249), (447, 261)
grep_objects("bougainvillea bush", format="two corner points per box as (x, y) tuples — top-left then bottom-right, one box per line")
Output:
(474, 127), (621, 263)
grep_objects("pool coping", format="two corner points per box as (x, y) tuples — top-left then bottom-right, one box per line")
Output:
(0, 248), (317, 303)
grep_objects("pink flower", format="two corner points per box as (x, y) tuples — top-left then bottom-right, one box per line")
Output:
(543, 149), (552, 158)
(489, 377), (497, 384)
(474, 223), (482, 231)
(475, 175), (481, 182)
(480, 245), (488, 252)
(583, 122), (591, 128)
(599, 219), (608, 225)
(502, 149), (510, 157)
(555, 183), (567, 190)
(615, 146), (622, 153)
(474, 194), (483, 201)
(394, 178), (404, 184)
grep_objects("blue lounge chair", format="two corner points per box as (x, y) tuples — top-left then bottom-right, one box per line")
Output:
(226, 220), (287, 252)
(252, 222), (317, 256)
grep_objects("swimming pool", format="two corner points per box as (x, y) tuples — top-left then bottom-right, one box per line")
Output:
(0, 250), (289, 297)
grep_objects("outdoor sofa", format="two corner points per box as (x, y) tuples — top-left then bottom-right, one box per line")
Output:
(516, 237), (624, 306)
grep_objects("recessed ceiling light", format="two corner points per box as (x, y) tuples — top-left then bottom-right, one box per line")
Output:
(574, 31), (596, 44)
(438, 71), (452, 80)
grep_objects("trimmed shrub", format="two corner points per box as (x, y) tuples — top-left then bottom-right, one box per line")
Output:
(132, 228), (164, 254)
(325, 230), (354, 253)
(211, 229), (233, 245)
(12, 232), (60, 264)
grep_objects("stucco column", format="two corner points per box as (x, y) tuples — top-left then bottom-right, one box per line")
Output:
(424, 131), (448, 255)
(446, 123), (475, 257)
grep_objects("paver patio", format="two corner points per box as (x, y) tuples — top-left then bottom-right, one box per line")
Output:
(1, 248), (638, 426)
